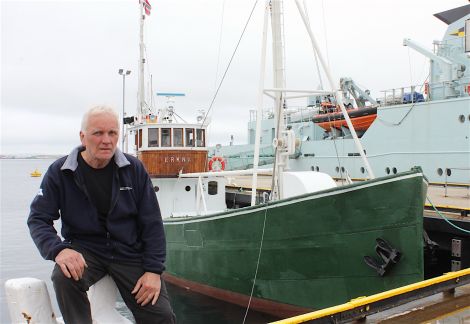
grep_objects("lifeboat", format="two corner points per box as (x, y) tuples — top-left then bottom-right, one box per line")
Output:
(312, 105), (377, 132)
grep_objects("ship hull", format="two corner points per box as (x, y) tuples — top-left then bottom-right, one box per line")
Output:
(163, 169), (426, 316)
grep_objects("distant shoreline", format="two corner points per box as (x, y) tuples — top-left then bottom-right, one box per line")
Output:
(0, 155), (63, 160)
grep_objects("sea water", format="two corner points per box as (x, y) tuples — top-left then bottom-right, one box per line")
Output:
(0, 159), (278, 324)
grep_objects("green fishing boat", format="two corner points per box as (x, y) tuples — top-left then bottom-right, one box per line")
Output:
(162, 169), (426, 317)
(125, 0), (429, 317)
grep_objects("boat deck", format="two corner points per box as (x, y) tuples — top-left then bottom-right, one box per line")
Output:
(225, 175), (470, 215)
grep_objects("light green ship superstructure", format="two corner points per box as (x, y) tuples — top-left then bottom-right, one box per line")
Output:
(211, 6), (470, 185)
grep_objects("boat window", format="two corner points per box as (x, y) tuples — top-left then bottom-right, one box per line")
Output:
(138, 129), (143, 148)
(437, 168), (443, 176)
(385, 167), (390, 175)
(459, 115), (465, 123)
(161, 128), (171, 147)
(208, 181), (218, 195)
(392, 167), (397, 174)
(249, 129), (255, 144)
(196, 129), (205, 147)
(185, 128), (195, 147)
(173, 128), (183, 147)
(148, 128), (159, 147)
(466, 19), (470, 53)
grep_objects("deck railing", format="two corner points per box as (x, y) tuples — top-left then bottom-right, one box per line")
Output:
(444, 167), (470, 197)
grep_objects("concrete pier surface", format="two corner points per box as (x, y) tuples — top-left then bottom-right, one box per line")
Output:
(364, 283), (470, 323)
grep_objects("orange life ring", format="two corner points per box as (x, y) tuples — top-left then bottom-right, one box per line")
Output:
(208, 156), (225, 171)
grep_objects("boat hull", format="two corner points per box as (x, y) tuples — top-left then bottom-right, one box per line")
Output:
(163, 169), (426, 316)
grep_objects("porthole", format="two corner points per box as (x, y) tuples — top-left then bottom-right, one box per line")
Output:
(468, 114), (470, 122)
(386, 167), (390, 175)
(208, 181), (218, 195)
(153, 186), (160, 192)
(341, 167), (345, 173)
(446, 168), (452, 176)
(335, 167), (340, 173)
(185, 185), (191, 192)
(459, 115), (465, 123)
(316, 166), (320, 172)
(437, 168), (443, 176)
(360, 167), (365, 174)
(311, 166), (315, 171)
(392, 167), (397, 174)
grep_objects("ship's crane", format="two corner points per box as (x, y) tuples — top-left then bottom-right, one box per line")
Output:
(340, 77), (378, 107)
(403, 38), (467, 99)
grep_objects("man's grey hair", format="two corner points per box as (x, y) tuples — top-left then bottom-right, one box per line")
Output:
(81, 105), (120, 132)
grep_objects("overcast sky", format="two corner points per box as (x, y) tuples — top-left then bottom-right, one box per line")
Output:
(1, 0), (465, 155)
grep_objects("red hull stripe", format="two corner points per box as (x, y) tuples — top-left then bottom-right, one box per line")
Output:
(163, 273), (312, 318)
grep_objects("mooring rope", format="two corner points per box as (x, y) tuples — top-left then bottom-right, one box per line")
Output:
(426, 195), (470, 234)
(242, 205), (269, 323)
(200, 0), (259, 127)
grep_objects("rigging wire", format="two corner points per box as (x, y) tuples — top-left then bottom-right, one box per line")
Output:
(377, 48), (431, 127)
(317, 0), (345, 182)
(376, 74), (429, 127)
(408, 47), (414, 87)
(320, 0), (330, 70)
(214, 0), (226, 93)
(242, 205), (269, 324)
(302, 0), (323, 90)
(200, 0), (259, 127)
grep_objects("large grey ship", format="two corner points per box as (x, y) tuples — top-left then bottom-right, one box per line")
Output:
(211, 5), (470, 185)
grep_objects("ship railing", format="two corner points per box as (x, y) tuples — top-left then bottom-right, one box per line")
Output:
(379, 84), (427, 106)
(380, 78), (470, 105)
(250, 104), (315, 123)
(444, 167), (470, 197)
(249, 108), (275, 123)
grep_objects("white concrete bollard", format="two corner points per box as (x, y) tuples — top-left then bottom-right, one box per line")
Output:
(87, 275), (132, 324)
(5, 276), (132, 324)
(5, 277), (58, 324)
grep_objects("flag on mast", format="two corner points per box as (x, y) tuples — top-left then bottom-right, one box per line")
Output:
(141, 0), (151, 15)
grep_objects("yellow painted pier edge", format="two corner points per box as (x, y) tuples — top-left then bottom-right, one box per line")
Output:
(270, 268), (470, 324)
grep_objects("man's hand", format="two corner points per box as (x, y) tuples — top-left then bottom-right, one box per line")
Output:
(131, 272), (161, 306)
(55, 248), (88, 281)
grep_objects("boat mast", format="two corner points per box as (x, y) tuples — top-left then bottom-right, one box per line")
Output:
(250, 3), (270, 206)
(253, 0), (377, 204)
(270, 0), (287, 201)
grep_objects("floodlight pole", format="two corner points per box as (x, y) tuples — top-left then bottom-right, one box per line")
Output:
(118, 69), (131, 152)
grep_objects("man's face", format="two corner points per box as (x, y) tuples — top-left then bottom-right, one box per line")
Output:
(80, 112), (119, 167)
